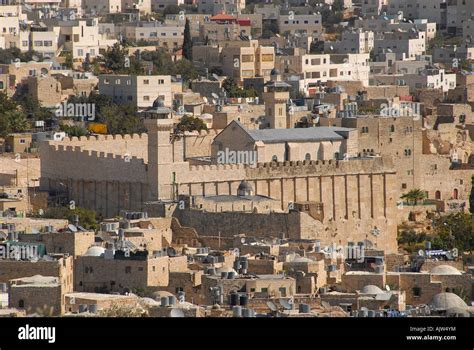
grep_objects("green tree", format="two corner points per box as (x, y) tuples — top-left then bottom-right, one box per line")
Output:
(99, 104), (145, 135)
(4, 110), (28, 133)
(163, 4), (180, 16)
(175, 59), (198, 81)
(332, 0), (345, 12)
(0, 48), (43, 64)
(102, 43), (127, 73)
(41, 206), (98, 230)
(400, 188), (426, 205)
(64, 52), (73, 69)
(183, 18), (192, 61)
(59, 124), (89, 137)
(222, 77), (257, 98)
(175, 115), (208, 133)
(432, 212), (474, 252)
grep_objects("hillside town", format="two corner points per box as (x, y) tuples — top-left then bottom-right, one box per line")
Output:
(0, 0), (473, 319)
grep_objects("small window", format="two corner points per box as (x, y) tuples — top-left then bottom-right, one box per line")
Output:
(412, 287), (421, 297)
(125, 266), (131, 273)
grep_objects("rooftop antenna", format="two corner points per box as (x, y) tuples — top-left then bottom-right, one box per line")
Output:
(266, 301), (278, 312)
(279, 299), (293, 310)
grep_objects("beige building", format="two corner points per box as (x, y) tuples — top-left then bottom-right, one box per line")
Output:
(221, 40), (275, 84)
(278, 14), (323, 37)
(211, 120), (358, 163)
(9, 275), (68, 316)
(74, 248), (172, 293)
(98, 74), (172, 108)
(82, 0), (122, 14)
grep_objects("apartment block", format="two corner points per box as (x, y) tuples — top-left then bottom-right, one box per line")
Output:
(221, 40), (275, 84)
(98, 74), (172, 108)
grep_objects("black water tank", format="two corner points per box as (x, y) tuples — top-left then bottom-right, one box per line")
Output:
(239, 294), (249, 306)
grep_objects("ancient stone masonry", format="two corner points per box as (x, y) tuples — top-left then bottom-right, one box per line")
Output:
(40, 121), (398, 252)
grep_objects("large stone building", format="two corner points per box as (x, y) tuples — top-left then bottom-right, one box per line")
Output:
(39, 114), (399, 252)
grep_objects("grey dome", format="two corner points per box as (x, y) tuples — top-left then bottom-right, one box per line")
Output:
(360, 285), (384, 294)
(152, 97), (165, 108)
(237, 181), (253, 196)
(84, 246), (105, 257)
(429, 265), (461, 275)
(429, 293), (468, 312)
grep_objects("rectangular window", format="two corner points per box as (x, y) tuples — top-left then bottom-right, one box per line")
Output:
(241, 54), (254, 62)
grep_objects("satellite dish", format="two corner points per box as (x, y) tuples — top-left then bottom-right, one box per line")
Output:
(32, 55), (39, 62)
(240, 237), (246, 244)
(321, 301), (331, 309)
(170, 308), (185, 317)
(212, 73), (219, 81)
(202, 97), (208, 103)
(279, 299), (293, 310)
(418, 249), (424, 256)
(385, 285), (391, 292)
(211, 92), (219, 99)
(68, 224), (78, 232)
(266, 301), (277, 312)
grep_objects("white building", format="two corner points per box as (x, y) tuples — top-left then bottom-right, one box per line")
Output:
(374, 30), (426, 60)
(300, 53), (370, 95)
(98, 74), (172, 109)
(325, 29), (374, 54)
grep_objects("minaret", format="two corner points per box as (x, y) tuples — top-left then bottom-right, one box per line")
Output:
(144, 98), (187, 201)
(263, 68), (291, 129)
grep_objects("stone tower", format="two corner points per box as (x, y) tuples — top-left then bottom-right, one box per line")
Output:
(144, 117), (187, 201)
(263, 68), (291, 129)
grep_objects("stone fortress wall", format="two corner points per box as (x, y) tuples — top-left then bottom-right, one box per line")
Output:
(39, 125), (399, 252)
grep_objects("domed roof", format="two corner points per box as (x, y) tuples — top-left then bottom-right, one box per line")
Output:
(152, 291), (174, 301)
(237, 181), (253, 196)
(360, 285), (384, 294)
(292, 256), (314, 263)
(84, 246), (105, 257)
(429, 292), (468, 311)
(429, 265), (461, 275)
(152, 97), (165, 108)
(217, 266), (237, 274)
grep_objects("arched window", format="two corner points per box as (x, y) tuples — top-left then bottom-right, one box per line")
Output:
(272, 155), (278, 162)
(435, 191), (441, 200)
(390, 125), (395, 132)
(19, 300), (24, 308)
(453, 188), (458, 200)
(305, 153), (311, 161)
(334, 152), (340, 160)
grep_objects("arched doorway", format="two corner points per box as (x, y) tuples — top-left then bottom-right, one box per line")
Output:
(435, 191), (441, 200)
(453, 188), (458, 200)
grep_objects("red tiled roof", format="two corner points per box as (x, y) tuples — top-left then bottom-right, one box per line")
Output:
(210, 13), (236, 21)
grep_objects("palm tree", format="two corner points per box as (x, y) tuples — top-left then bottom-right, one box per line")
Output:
(5, 110), (28, 133)
(400, 188), (426, 205)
